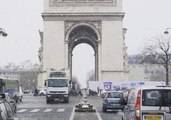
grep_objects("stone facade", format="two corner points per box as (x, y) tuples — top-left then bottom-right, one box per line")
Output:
(38, 0), (127, 87)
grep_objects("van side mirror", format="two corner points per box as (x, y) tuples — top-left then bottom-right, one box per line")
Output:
(44, 80), (47, 86)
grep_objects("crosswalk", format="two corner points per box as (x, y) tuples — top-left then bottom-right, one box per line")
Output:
(17, 108), (66, 113)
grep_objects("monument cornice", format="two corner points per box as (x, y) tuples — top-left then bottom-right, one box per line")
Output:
(42, 12), (125, 21)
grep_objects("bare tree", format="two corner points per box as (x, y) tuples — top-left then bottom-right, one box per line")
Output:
(20, 71), (38, 90)
(143, 35), (171, 85)
(87, 70), (95, 82)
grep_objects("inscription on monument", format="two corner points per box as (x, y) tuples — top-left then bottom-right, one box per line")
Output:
(50, 0), (117, 6)
(51, 0), (114, 2)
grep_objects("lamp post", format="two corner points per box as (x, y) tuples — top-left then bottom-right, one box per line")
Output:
(164, 28), (171, 34)
(164, 28), (171, 85)
(0, 28), (8, 37)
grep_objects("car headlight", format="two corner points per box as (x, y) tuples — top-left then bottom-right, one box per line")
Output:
(64, 95), (68, 97)
(47, 95), (51, 97)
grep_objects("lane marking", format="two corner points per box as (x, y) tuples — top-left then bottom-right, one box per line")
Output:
(69, 107), (75, 120)
(43, 109), (52, 112)
(30, 109), (40, 113)
(95, 108), (103, 120)
(57, 108), (65, 112)
(17, 109), (27, 113)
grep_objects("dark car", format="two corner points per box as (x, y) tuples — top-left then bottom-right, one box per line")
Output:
(88, 89), (98, 96)
(102, 91), (125, 112)
(0, 94), (18, 120)
(4, 93), (17, 114)
(69, 89), (78, 96)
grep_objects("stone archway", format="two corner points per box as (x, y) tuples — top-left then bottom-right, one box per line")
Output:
(39, 0), (126, 87)
(65, 23), (100, 81)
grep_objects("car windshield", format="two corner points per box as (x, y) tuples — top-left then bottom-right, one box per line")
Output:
(48, 79), (68, 87)
(108, 92), (123, 98)
(142, 89), (171, 106)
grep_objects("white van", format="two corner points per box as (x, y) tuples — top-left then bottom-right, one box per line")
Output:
(122, 86), (171, 120)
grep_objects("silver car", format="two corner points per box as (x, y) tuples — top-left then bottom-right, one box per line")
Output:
(122, 86), (171, 120)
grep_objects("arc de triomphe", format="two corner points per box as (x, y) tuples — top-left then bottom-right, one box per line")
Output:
(38, 0), (128, 87)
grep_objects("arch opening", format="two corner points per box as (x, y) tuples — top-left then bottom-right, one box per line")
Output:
(67, 25), (99, 83)
(72, 44), (95, 88)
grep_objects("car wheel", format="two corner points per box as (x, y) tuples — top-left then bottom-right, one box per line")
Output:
(46, 100), (51, 104)
(20, 96), (22, 102)
(102, 107), (107, 112)
(14, 95), (18, 103)
(64, 97), (69, 103)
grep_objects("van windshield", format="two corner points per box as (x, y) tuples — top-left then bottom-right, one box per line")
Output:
(48, 79), (68, 87)
(142, 89), (171, 106)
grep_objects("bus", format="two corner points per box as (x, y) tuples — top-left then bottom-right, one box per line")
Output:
(1, 78), (23, 102)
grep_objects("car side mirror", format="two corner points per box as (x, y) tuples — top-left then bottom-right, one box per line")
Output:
(10, 100), (15, 103)
(120, 97), (127, 105)
(0, 94), (6, 99)
(101, 94), (105, 98)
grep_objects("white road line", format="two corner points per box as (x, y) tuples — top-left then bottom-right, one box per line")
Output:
(30, 109), (40, 113)
(95, 108), (103, 120)
(17, 109), (27, 113)
(57, 108), (65, 112)
(43, 109), (53, 112)
(69, 107), (75, 120)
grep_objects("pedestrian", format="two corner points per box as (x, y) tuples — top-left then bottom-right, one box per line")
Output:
(34, 88), (38, 96)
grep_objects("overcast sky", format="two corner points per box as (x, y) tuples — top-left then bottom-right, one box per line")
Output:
(1, 0), (171, 86)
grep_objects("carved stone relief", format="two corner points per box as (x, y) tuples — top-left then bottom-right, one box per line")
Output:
(64, 21), (101, 42)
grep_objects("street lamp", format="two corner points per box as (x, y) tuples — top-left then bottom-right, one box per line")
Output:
(164, 28), (171, 34)
(163, 27), (171, 86)
(0, 28), (8, 37)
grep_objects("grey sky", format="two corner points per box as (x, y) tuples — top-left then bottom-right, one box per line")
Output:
(123, 0), (171, 54)
(1, 0), (171, 85)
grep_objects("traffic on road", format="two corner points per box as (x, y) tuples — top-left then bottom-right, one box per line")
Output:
(1, 77), (171, 120)
(0, 85), (166, 120)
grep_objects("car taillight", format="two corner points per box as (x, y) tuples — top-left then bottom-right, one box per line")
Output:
(135, 90), (141, 120)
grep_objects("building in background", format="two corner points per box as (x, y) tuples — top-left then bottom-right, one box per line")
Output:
(0, 60), (39, 91)
(128, 55), (170, 84)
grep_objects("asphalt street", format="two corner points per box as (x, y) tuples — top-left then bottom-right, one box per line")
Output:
(16, 94), (123, 120)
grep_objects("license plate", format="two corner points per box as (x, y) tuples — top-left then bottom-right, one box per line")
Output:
(54, 98), (60, 101)
(111, 104), (117, 106)
(143, 115), (163, 120)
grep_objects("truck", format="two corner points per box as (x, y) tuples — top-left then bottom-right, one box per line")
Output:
(45, 68), (71, 103)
